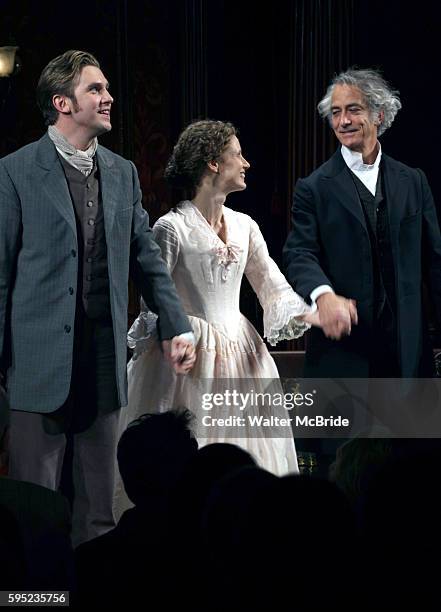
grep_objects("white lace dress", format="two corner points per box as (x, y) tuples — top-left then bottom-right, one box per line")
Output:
(121, 201), (313, 480)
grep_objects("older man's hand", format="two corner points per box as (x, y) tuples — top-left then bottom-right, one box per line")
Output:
(162, 336), (196, 374)
(317, 293), (358, 340)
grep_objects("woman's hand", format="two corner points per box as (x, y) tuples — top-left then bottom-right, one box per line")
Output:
(302, 310), (321, 328)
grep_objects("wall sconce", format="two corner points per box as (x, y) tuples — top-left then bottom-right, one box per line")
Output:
(0, 46), (20, 78)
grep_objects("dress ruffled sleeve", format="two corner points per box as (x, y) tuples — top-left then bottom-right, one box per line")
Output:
(128, 218), (180, 358)
(244, 217), (314, 346)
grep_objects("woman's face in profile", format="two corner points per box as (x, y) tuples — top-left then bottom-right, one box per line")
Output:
(215, 136), (251, 194)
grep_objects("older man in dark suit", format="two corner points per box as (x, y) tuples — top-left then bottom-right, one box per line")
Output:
(284, 68), (441, 379)
(0, 50), (195, 546)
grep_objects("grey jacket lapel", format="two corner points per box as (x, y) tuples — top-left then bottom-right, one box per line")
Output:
(35, 134), (77, 237)
(96, 146), (119, 234)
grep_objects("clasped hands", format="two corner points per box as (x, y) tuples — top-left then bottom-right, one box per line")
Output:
(162, 336), (196, 374)
(316, 293), (358, 340)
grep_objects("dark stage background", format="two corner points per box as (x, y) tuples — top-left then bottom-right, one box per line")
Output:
(1, 0), (439, 345)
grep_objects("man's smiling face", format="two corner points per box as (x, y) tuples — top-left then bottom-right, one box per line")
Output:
(330, 84), (380, 154)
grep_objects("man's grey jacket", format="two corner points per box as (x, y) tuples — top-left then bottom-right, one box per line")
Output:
(0, 133), (191, 411)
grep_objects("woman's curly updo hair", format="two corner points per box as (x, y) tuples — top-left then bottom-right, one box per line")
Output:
(164, 120), (237, 190)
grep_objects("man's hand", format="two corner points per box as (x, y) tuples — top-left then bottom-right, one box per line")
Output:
(162, 336), (196, 374)
(317, 293), (358, 340)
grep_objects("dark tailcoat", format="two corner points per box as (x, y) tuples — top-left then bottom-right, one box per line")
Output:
(283, 149), (441, 377)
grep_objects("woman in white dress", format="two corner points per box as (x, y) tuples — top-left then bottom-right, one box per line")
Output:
(124, 120), (320, 477)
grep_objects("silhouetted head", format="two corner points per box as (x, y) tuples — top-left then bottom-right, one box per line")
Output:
(117, 409), (198, 505)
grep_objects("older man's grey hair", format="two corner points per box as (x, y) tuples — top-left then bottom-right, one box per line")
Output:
(317, 68), (402, 137)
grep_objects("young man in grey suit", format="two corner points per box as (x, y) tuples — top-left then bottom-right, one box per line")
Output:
(284, 68), (441, 379)
(0, 50), (195, 546)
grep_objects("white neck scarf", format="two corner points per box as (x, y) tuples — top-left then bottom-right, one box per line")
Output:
(48, 125), (98, 176)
